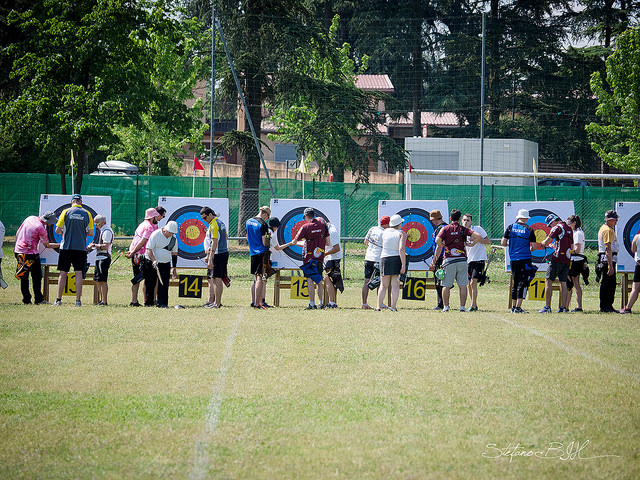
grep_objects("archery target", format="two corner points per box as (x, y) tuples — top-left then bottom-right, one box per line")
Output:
(503, 201), (574, 272)
(158, 197), (229, 268)
(614, 201), (640, 272)
(378, 200), (448, 270)
(269, 199), (341, 269)
(39, 195), (111, 266)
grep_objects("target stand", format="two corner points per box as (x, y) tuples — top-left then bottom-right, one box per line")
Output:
(621, 273), (632, 309)
(43, 265), (100, 304)
(507, 275), (564, 311)
(272, 269), (330, 307)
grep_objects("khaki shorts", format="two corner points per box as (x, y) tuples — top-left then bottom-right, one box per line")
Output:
(442, 260), (468, 288)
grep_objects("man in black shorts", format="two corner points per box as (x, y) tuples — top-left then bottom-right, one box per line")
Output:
(53, 194), (94, 307)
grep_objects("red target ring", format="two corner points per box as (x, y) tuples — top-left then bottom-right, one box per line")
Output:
(403, 221), (429, 249)
(179, 218), (207, 246)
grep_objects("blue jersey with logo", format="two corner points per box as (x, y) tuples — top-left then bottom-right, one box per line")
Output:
(503, 222), (536, 261)
(246, 217), (268, 255)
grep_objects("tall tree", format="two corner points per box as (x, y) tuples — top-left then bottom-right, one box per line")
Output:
(1, 0), (203, 190)
(587, 26), (640, 173)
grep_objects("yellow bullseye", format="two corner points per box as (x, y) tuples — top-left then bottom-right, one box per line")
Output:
(407, 228), (421, 243)
(535, 229), (547, 243)
(185, 225), (201, 240)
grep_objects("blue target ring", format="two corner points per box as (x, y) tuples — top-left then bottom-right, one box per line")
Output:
(277, 207), (330, 262)
(528, 208), (554, 264)
(168, 205), (209, 260)
(622, 212), (640, 257)
(395, 208), (436, 263)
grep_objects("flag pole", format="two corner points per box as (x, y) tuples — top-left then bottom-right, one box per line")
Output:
(70, 149), (75, 194)
(532, 157), (538, 202)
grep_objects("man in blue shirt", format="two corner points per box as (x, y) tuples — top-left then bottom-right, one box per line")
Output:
(53, 194), (94, 307)
(501, 209), (537, 313)
(246, 206), (271, 308)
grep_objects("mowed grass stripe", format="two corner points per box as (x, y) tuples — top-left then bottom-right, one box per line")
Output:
(498, 315), (640, 382)
(190, 309), (244, 480)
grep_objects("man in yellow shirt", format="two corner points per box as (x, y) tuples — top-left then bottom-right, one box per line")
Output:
(597, 210), (619, 313)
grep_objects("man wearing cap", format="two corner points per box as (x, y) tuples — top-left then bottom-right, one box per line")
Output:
(144, 221), (178, 308)
(275, 207), (330, 309)
(88, 214), (113, 306)
(362, 216), (389, 309)
(432, 209), (481, 312)
(430, 209), (447, 310)
(246, 206), (271, 308)
(125, 207), (160, 306)
(14, 211), (60, 304)
(538, 214), (574, 313)
(501, 209), (537, 313)
(53, 194), (94, 307)
(598, 210), (620, 313)
(200, 207), (229, 309)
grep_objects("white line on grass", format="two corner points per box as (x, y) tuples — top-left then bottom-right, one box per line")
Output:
(190, 310), (244, 480)
(499, 316), (640, 383)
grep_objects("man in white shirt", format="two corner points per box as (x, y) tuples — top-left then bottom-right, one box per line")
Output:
(323, 221), (343, 308)
(462, 213), (491, 311)
(88, 214), (113, 306)
(361, 216), (389, 309)
(144, 221), (178, 308)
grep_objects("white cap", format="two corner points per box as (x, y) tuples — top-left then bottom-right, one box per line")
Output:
(165, 221), (178, 234)
(516, 209), (530, 220)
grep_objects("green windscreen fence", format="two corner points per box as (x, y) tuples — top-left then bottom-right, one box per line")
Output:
(0, 173), (638, 241)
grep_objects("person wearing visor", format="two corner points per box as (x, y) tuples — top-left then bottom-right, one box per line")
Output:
(275, 207), (330, 310)
(362, 215), (389, 309)
(538, 214), (573, 313)
(598, 210), (619, 313)
(14, 211), (60, 304)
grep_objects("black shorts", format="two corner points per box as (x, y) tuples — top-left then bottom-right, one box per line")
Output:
(364, 260), (377, 279)
(634, 263), (640, 283)
(95, 256), (111, 282)
(468, 261), (485, 280)
(568, 258), (586, 277)
(324, 259), (341, 273)
(380, 256), (402, 276)
(58, 249), (87, 276)
(546, 261), (570, 282)
(211, 251), (229, 279)
(250, 252), (265, 275)
(131, 255), (143, 276)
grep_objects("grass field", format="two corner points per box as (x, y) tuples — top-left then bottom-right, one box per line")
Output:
(1, 242), (639, 479)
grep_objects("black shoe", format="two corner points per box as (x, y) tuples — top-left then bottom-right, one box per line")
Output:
(600, 307), (619, 313)
(305, 304), (317, 310)
(129, 301), (141, 307)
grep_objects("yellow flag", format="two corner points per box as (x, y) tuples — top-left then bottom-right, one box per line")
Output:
(532, 157), (537, 174)
(295, 158), (308, 174)
(70, 149), (75, 167)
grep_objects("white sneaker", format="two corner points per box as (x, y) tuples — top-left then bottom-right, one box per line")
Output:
(459, 306), (466, 312)
(52, 300), (62, 306)
(442, 306), (450, 312)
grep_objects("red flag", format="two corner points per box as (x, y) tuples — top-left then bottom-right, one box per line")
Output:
(408, 155), (412, 173)
(193, 155), (204, 171)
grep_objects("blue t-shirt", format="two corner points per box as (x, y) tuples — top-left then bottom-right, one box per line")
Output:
(56, 205), (93, 251)
(246, 217), (268, 256)
(503, 222), (536, 261)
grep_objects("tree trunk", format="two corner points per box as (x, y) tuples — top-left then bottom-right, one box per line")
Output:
(411, 2), (422, 137)
(60, 166), (67, 195)
(488, 0), (501, 126)
(74, 145), (87, 194)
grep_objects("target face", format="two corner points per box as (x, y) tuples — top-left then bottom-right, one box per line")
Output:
(46, 203), (100, 250)
(397, 208), (436, 263)
(157, 197), (229, 268)
(614, 201), (640, 272)
(269, 199), (341, 269)
(276, 206), (331, 262)
(168, 205), (210, 260)
(503, 201), (574, 272)
(528, 208), (555, 265)
(378, 200), (449, 270)
(39, 194), (111, 266)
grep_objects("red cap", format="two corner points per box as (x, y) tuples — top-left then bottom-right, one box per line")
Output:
(380, 215), (391, 226)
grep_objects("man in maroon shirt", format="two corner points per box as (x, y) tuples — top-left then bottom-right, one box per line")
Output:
(431, 209), (482, 312)
(275, 208), (331, 309)
(538, 214), (574, 313)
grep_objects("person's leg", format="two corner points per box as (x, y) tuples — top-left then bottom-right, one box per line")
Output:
(559, 282), (568, 309)
(574, 277), (583, 309)
(56, 271), (67, 301)
(156, 263), (170, 306)
(459, 283), (468, 309)
(457, 264), (468, 308)
(362, 279), (370, 305)
(31, 256), (44, 303)
(16, 254), (32, 303)
(544, 278), (553, 308)
(142, 261), (156, 306)
(377, 275), (390, 310)
(442, 286), (451, 308)
(390, 275), (400, 309)
(625, 282), (640, 310)
(213, 278), (223, 306)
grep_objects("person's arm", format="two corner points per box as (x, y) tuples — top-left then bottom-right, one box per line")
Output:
(126, 238), (148, 258)
(605, 242), (614, 276)
(399, 231), (407, 274)
(541, 235), (553, 248)
(146, 247), (156, 265)
(171, 252), (178, 279)
(326, 242), (340, 256)
(430, 236), (444, 270)
(631, 234), (640, 254)
(208, 237), (218, 268)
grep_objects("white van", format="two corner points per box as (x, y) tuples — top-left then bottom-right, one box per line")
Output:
(91, 160), (139, 175)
